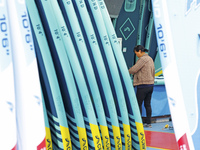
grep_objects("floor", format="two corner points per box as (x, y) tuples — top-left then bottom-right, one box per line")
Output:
(144, 117), (179, 150)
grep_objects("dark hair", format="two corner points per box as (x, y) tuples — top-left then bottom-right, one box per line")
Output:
(134, 45), (149, 52)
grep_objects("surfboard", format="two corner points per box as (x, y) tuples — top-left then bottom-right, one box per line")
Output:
(96, 0), (146, 149)
(137, 0), (151, 46)
(72, 0), (123, 149)
(0, 1), (17, 149)
(152, 0), (200, 149)
(7, 0), (46, 149)
(25, 5), (58, 150)
(54, 0), (112, 149)
(29, 1), (88, 149)
(145, 11), (158, 61)
(50, 0), (111, 149)
(42, 0), (104, 149)
(143, 3), (163, 86)
(26, 0), (89, 149)
(115, 0), (141, 69)
(133, 0), (150, 63)
(84, 0), (133, 149)
(40, 76), (71, 150)
(40, 91), (53, 150)
(154, 52), (164, 85)
(34, 0), (103, 149)
(137, 0), (162, 85)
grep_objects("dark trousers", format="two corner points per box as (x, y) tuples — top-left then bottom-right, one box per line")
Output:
(136, 86), (154, 124)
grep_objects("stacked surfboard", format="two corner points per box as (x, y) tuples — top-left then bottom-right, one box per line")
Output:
(1, 0), (148, 149)
(25, 0), (145, 149)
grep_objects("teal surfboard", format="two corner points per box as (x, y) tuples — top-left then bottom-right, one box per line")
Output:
(154, 52), (164, 85)
(39, 73), (71, 150)
(138, 0), (161, 85)
(34, 0), (103, 149)
(115, 0), (141, 68)
(134, 0), (151, 63)
(72, 0), (123, 149)
(30, 1), (88, 150)
(0, 1), (17, 149)
(145, 11), (158, 61)
(55, 0), (112, 149)
(84, 0), (133, 149)
(50, 0), (109, 148)
(137, 0), (151, 46)
(41, 91), (53, 150)
(135, 0), (158, 68)
(26, 0), (89, 149)
(137, 0), (157, 59)
(26, 1), (74, 149)
(97, 0), (146, 149)
(47, 0), (106, 148)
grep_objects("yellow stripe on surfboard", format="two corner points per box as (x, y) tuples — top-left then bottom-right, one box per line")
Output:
(60, 125), (72, 150)
(99, 125), (111, 149)
(45, 127), (53, 150)
(77, 126), (88, 150)
(155, 70), (163, 77)
(136, 122), (146, 150)
(90, 123), (103, 149)
(113, 125), (122, 149)
(123, 124), (132, 150)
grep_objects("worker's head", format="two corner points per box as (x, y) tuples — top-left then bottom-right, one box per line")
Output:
(134, 45), (148, 52)
(134, 45), (148, 58)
